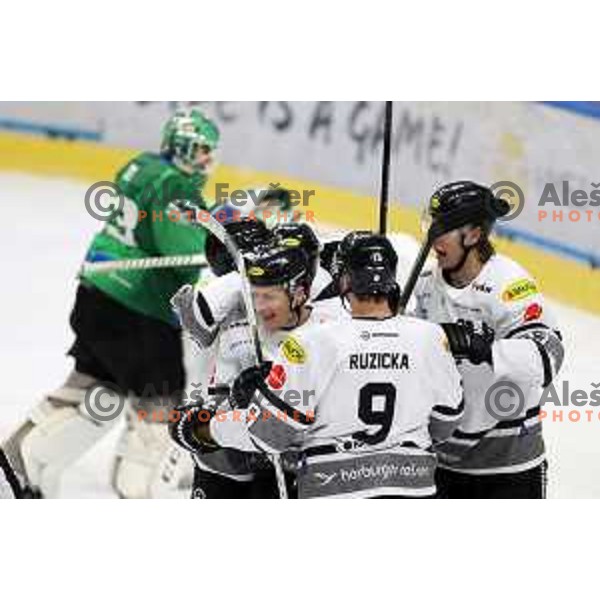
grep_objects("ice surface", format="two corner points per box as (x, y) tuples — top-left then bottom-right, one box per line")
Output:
(1, 172), (598, 498)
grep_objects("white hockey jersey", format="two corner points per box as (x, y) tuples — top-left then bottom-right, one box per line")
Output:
(413, 253), (564, 475)
(184, 294), (347, 482)
(211, 315), (464, 498)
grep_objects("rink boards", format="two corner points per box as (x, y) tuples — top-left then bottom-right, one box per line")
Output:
(0, 129), (598, 315)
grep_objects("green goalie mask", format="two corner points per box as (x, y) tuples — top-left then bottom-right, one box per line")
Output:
(160, 108), (220, 173)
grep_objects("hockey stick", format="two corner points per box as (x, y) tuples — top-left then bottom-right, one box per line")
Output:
(80, 254), (207, 275)
(77, 205), (265, 381)
(375, 101), (431, 314)
(81, 204), (288, 498)
(0, 448), (25, 499)
(398, 204), (482, 314)
(397, 230), (434, 314)
(378, 101), (394, 235)
(167, 203), (289, 499)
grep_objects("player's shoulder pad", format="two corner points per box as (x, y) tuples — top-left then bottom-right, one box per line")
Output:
(396, 316), (452, 354)
(279, 320), (339, 366)
(492, 254), (541, 304)
(120, 152), (172, 180)
(397, 314), (443, 336)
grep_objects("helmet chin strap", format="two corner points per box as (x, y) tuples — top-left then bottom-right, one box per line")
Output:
(284, 283), (308, 330)
(340, 292), (353, 314)
(337, 277), (353, 314)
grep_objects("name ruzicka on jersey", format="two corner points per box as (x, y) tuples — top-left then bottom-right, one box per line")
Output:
(348, 352), (410, 370)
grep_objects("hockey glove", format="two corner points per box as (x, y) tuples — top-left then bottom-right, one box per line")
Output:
(441, 320), (495, 365)
(230, 361), (273, 409)
(169, 400), (219, 454)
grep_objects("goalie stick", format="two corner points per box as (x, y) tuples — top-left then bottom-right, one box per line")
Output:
(80, 254), (207, 275)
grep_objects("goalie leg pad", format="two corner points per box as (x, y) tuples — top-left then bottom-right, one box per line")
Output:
(148, 441), (195, 499)
(111, 402), (173, 499)
(20, 371), (119, 498)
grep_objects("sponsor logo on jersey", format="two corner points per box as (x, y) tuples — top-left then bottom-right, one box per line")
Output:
(502, 278), (538, 302)
(349, 352), (410, 370)
(314, 472), (338, 486)
(267, 364), (287, 390)
(472, 282), (493, 294)
(335, 438), (367, 453)
(524, 302), (543, 322)
(360, 331), (399, 342)
(372, 332), (399, 339)
(281, 336), (307, 364)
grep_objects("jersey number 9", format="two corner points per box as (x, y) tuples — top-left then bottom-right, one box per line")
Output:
(353, 383), (396, 446)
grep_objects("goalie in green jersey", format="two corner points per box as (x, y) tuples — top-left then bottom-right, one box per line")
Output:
(0, 108), (220, 499)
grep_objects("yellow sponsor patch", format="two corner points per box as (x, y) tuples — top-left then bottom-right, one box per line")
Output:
(248, 266), (265, 277)
(281, 336), (307, 364)
(501, 278), (538, 302)
(281, 237), (301, 248)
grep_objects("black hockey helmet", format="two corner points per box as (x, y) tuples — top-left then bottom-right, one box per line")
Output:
(260, 186), (292, 211)
(246, 244), (312, 296)
(206, 203), (272, 276)
(426, 181), (511, 239)
(334, 231), (399, 299)
(273, 222), (321, 281)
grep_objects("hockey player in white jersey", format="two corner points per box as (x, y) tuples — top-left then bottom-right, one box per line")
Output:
(183, 232), (464, 499)
(414, 181), (565, 498)
(171, 235), (342, 497)
(173, 218), (333, 355)
(318, 232), (420, 311)
(273, 222), (333, 300)
(150, 207), (272, 498)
